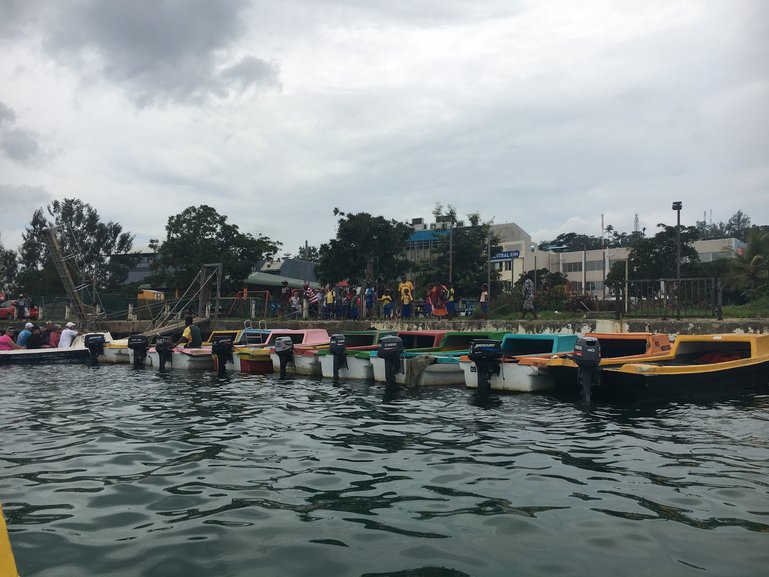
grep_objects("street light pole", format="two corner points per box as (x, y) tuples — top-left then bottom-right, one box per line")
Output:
(672, 201), (682, 282)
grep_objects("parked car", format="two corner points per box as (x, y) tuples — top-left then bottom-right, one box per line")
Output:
(0, 300), (40, 320)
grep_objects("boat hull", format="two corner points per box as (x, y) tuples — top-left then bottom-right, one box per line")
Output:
(461, 359), (552, 393)
(371, 355), (465, 386)
(321, 353), (374, 380)
(0, 347), (90, 364)
(597, 357), (769, 401)
(103, 340), (131, 364)
(146, 349), (214, 370)
(270, 351), (320, 376)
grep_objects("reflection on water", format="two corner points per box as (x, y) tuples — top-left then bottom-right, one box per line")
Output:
(1, 365), (769, 577)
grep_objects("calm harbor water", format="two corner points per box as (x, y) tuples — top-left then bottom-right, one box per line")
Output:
(1, 364), (768, 577)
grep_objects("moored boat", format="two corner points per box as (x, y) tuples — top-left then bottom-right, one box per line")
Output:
(316, 330), (396, 379)
(594, 334), (769, 400)
(370, 331), (506, 386)
(343, 330), (448, 382)
(0, 332), (113, 365)
(547, 332), (673, 393)
(460, 333), (579, 392)
(260, 329), (330, 375)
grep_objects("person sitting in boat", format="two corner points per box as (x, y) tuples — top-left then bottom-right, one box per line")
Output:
(16, 322), (34, 348)
(0, 327), (22, 350)
(48, 324), (62, 348)
(26, 325), (43, 349)
(59, 322), (79, 348)
(40, 321), (53, 347)
(177, 316), (202, 348)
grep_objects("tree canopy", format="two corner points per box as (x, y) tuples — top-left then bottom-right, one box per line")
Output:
(16, 198), (134, 294)
(418, 205), (501, 299)
(316, 210), (412, 286)
(149, 205), (280, 294)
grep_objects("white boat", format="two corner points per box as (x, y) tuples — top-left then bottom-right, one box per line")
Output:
(371, 353), (467, 386)
(264, 329), (330, 375)
(104, 338), (131, 363)
(341, 330), (448, 381)
(369, 331), (505, 386)
(0, 332), (113, 365)
(460, 333), (578, 392)
(145, 346), (214, 370)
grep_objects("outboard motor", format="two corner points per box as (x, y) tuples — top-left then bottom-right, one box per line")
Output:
(84, 333), (106, 366)
(155, 335), (174, 371)
(274, 336), (294, 378)
(377, 335), (404, 387)
(127, 334), (150, 368)
(329, 334), (347, 380)
(468, 339), (502, 394)
(211, 334), (234, 377)
(572, 336), (601, 403)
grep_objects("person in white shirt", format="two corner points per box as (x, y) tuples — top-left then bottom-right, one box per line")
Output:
(58, 321), (79, 348)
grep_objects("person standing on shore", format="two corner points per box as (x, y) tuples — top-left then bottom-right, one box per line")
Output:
(479, 284), (489, 320)
(522, 275), (537, 320)
(398, 276), (414, 319)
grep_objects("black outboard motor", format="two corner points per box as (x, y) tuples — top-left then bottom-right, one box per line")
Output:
(127, 334), (150, 368)
(84, 333), (106, 366)
(377, 335), (404, 387)
(155, 335), (174, 371)
(468, 339), (502, 394)
(211, 334), (234, 377)
(274, 336), (294, 378)
(329, 334), (347, 380)
(572, 336), (601, 403)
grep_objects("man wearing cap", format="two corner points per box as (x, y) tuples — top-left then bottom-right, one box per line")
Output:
(0, 327), (22, 350)
(59, 322), (79, 348)
(16, 322), (34, 348)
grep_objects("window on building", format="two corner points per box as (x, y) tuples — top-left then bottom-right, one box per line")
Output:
(568, 281), (583, 292)
(585, 260), (604, 272)
(563, 262), (582, 273)
(585, 281), (604, 291)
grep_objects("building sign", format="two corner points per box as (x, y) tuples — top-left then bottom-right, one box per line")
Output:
(490, 250), (520, 261)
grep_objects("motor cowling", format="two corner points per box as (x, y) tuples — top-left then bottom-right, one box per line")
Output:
(468, 339), (502, 394)
(377, 336), (404, 360)
(211, 335), (234, 376)
(572, 336), (601, 403)
(275, 336), (294, 378)
(377, 336), (403, 386)
(329, 334), (347, 380)
(155, 335), (174, 370)
(127, 334), (150, 368)
(84, 333), (106, 365)
(329, 334), (346, 354)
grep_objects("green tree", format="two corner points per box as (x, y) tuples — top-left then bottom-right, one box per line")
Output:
(296, 244), (319, 262)
(316, 209), (412, 285)
(420, 206), (501, 299)
(619, 224), (700, 280)
(539, 232), (603, 252)
(726, 227), (769, 299)
(150, 205), (280, 294)
(0, 237), (18, 293)
(17, 198), (134, 295)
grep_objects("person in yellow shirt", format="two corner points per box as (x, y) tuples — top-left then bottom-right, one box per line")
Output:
(379, 289), (394, 319)
(398, 276), (414, 319)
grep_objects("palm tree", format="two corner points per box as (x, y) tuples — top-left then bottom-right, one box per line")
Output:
(727, 228), (769, 299)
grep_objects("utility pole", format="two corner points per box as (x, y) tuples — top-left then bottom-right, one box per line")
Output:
(672, 201), (683, 282)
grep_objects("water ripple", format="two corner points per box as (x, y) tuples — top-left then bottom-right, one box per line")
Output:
(2, 365), (769, 576)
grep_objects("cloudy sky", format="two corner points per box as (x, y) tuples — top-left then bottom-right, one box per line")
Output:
(1, 0), (767, 255)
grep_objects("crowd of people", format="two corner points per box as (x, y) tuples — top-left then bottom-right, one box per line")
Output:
(270, 271), (540, 322)
(273, 276), (468, 321)
(0, 321), (79, 351)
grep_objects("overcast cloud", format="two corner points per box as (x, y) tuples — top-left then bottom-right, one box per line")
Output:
(0, 0), (767, 255)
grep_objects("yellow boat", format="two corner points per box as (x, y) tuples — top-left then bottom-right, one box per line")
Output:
(1, 503), (19, 577)
(599, 334), (769, 398)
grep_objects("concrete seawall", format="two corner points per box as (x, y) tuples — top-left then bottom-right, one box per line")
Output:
(100, 317), (769, 338)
